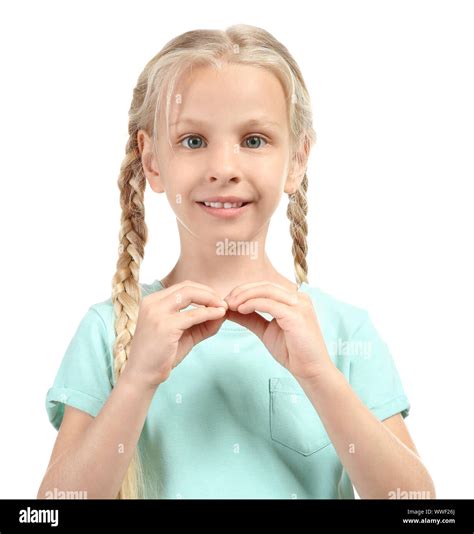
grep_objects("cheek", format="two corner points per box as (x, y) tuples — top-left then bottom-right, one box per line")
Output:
(254, 161), (289, 196)
(254, 152), (288, 177)
(161, 178), (190, 209)
(162, 162), (193, 192)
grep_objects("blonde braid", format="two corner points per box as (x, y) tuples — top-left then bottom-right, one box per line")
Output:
(286, 171), (309, 287)
(110, 131), (148, 499)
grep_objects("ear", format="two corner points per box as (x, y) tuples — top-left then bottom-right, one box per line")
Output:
(137, 129), (165, 194)
(284, 134), (311, 195)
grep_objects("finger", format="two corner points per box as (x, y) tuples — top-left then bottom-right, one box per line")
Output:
(171, 305), (227, 332)
(160, 286), (228, 314)
(194, 311), (229, 340)
(227, 283), (297, 311)
(146, 280), (224, 303)
(236, 297), (290, 321)
(225, 280), (290, 299)
(225, 309), (268, 341)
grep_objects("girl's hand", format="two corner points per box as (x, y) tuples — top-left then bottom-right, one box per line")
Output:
(224, 281), (334, 381)
(124, 280), (229, 390)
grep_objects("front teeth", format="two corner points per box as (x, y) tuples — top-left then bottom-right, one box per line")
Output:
(203, 201), (244, 208)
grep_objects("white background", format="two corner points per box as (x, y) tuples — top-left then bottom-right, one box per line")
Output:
(0, 0), (472, 499)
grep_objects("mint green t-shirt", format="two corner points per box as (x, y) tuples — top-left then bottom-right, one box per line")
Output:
(45, 280), (410, 499)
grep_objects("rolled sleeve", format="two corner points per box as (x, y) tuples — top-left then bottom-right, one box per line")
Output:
(348, 311), (411, 420)
(45, 306), (114, 430)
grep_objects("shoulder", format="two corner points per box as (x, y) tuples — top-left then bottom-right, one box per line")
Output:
(87, 280), (162, 343)
(303, 283), (411, 420)
(300, 282), (369, 339)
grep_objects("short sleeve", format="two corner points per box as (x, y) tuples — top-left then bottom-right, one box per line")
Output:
(45, 306), (114, 431)
(348, 311), (411, 421)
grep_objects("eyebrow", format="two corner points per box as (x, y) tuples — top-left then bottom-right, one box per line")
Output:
(169, 117), (282, 129)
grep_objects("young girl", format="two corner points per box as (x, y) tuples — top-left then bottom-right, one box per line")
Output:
(39, 24), (435, 500)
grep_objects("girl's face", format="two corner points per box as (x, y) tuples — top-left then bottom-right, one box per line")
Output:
(139, 63), (305, 242)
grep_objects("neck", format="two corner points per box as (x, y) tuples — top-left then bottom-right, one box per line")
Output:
(159, 215), (299, 298)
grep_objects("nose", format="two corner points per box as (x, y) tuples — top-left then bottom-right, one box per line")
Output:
(206, 141), (241, 184)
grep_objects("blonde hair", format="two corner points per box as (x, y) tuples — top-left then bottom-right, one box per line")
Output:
(110, 23), (317, 499)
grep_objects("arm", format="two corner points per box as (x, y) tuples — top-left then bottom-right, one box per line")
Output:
(37, 368), (158, 500)
(296, 366), (436, 499)
(382, 413), (420, 457)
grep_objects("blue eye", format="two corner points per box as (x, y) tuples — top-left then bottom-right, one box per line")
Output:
(180, 135), (205, 149)
(179, 135), (268, 150)
(244, 135), (267, 149)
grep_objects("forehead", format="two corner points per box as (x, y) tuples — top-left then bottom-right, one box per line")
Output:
(168, 63), (288, 129)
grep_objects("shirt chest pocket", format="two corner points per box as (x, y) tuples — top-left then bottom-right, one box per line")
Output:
(269, 377), (331, 456)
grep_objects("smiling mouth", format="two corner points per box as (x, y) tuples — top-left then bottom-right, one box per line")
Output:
(195, 201), (253, 218)
(197, 201), (251, 208)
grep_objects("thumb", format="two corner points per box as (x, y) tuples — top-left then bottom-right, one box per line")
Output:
(198, 306), (230, 340)
(224, 309), (268, 341)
